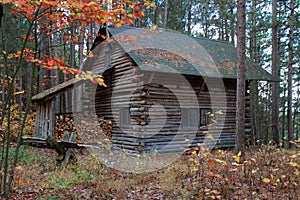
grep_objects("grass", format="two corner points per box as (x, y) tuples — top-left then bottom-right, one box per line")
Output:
(3, 145), (300, 199)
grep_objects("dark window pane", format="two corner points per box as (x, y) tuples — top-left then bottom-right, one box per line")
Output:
(200, 108), (212, 126)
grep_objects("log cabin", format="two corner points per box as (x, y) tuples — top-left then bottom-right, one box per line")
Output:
(32, 26), (278, 154)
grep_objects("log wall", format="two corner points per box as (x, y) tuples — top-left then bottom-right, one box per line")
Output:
(82, 41), (251, 154)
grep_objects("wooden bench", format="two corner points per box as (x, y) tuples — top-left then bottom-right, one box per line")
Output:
(22, 131), (84, 167)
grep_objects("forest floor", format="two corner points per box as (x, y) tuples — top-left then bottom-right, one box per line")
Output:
(4, 145), (300, 199)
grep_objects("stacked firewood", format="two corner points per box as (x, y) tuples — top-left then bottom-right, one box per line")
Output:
(98, 117), (112, 140)
(55, 114), (76, 140)
(55, 113), (112, 145)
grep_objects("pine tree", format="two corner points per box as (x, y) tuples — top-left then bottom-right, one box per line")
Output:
(235, 0), (246, 154)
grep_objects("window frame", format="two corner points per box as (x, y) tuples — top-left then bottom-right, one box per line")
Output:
(199, 108), (213, 127)
(119, 107), (130, 127)
(181, 108), (213, 129)
(181, 108), (199, 129)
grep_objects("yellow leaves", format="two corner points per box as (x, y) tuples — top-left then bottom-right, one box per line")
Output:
(151, 25), (158, 31)
(233, 151), (242, 163)
(232, 162), (241, 166)
(127, 13), (133, 18)
(15, 165), (24, 171)
(290, 154), (297, 159)
(237, 151), (242, 157)
(30, 59), (42, 63)
(215, 110), (224, 115)
(150, 2), (156, 7)
(288, 162), (298, 167)
(74, 71), (107, 87)
(215, 158), (227, 165)
(262, 178), (270, 184)
(1, 103), (35, 138)
(14, 90), (24, 95)
(276, 178), (281, 183)
(206, 133), (214, 140)
(87, 51), (94, 58)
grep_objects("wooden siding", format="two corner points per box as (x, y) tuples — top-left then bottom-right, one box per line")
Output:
(82, 41), (251, 154)
(34, 100), (56, 138)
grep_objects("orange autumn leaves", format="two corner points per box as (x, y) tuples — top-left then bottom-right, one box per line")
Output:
(2, 0), (154, 86)
(4, 0), (153, 26)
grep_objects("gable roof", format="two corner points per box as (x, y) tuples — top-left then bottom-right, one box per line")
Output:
(90, 26), (279, 81)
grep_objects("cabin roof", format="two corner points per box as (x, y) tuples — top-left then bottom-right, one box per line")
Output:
(101, 26), (277, 82)
(32, 78), (82, 102)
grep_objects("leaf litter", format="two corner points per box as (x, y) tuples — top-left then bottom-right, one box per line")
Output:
(4, 145), (300, 199)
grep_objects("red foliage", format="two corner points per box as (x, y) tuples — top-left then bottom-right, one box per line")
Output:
(3, 0), (154, 85)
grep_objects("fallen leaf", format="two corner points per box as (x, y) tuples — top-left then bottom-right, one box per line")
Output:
(262, 178), (270, 184)
(208, 159), (216, 168)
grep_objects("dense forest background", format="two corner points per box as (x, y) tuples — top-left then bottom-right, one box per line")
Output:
(1, 0), (299, 146)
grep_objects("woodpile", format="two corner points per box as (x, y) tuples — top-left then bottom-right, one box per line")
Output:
(98, 116), (113, 140)
(55, 114), (76, 140)
(55, 113), (112, 147)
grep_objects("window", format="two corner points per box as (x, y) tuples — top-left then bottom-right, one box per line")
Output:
(200, 108), (212, 127)
(181, 108), (199, 128)
(119, 107), (130, 126)
(181, 108), (212, 128)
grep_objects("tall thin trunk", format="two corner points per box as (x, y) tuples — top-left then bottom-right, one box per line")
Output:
(50, 32), (60, 113)
(60, 31), (66, 111)
(153, 0), (158, 25)
(204, 2), (209, 38)
(271, 0), (280, 145)
(249, 0), (258, 146)
(224, 5), (229, 41)
(229, 1), (235, 45)
(66, 27), (76, 112)
(219, 1), (225, 40)
(281, 86), (286, 147)
(287, 0), (294, 148)
(78, 29), (84, 67)
(163, 0), (168, 28)
(235, 0), (246, 154)
(187, 0), (192, 34)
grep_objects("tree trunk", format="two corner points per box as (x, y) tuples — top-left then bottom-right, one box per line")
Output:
(271, 0), (280, 145)
(281, 86), (287, 147)
(153, 0), (158, 25)
(229, 1), (235, 45)
(249, 0), (258, 146)
(187, 0), (192, 34)
(163, 0), (168, 28)
(287, 0), (294, 148)
(235, 0), (246, 154)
